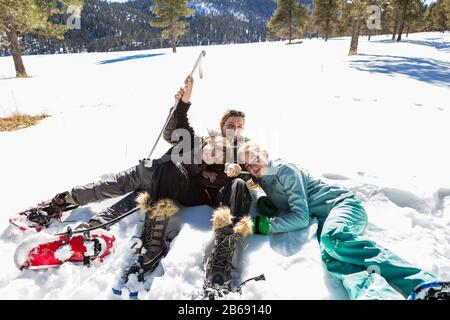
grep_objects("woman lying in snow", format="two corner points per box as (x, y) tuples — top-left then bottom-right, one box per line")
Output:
(231, 141), (449, 300)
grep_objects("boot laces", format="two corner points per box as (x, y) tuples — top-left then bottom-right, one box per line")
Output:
(208, 229), (239, 283)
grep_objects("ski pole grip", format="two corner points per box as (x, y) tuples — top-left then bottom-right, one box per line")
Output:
(190, 50), (206, 77)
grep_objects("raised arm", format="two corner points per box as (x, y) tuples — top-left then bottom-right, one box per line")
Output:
(163, 76), (196, 145)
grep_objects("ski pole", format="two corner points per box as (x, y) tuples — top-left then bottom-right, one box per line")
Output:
(147, 50), (206, 159)
(236, 274), (266, 293)
(55, 206), (141, 236)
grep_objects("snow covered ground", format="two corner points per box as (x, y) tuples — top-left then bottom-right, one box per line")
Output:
(0, 32), (449, 300)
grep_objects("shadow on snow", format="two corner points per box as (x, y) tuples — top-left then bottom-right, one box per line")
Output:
(350, 54), (450, 88)
(374, 38), (450, 53)
(98, 53), (166, 65)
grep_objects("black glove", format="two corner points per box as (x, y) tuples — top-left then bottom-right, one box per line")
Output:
(51, 191), (78, 208)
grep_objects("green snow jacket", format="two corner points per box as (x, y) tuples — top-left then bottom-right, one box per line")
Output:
(257, 159), (354, 233)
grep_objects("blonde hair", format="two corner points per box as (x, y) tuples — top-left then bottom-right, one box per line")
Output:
(237, 141), (264, 164)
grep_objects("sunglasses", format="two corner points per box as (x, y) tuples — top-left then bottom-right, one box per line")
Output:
(226, 110), (246, 118)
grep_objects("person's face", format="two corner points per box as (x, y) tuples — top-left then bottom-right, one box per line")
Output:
(243, 149), (269, 178)
(221, 116), (245, 140)
(202, 143), (225, 165)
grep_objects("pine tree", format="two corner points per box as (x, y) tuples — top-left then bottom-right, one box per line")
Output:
(0, 0), (83, 78)
(267, 0), (310, 44)
(396, 0), (410, 41)
(403, 0), (427, 37)
(337, 0), (369, 55)
(313, 0), (339, 41)
(376, 1), (396, 38)
(391, 0), (401, 40)
(446, 0), (450, 24)
(430, 0), (448, 31)
(149, 0), (194, 53)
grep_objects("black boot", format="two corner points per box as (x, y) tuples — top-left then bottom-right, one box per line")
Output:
(203, 207), (254, 300)
(126, 196), (178, 282)
(204, 206), (241, 299)
(137, 214), (170, 279)
(204, 225), (240, 297)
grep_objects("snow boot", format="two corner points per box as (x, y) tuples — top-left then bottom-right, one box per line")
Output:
(204, 207), (252, 299)
(125, 194), (178, 282)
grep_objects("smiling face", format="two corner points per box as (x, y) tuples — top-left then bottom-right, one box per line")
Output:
(221, 116), (245, 140)
(202, 137), (228, 165)
(239, 143), (269, 178)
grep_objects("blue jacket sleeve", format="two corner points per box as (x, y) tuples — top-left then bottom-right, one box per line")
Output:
(269, 165), (311, 233)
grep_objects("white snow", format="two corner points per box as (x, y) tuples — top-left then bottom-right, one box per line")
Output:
(1, 32), (450, 299)
(54, 244), (73, 262)
(13, 233), (60, 269)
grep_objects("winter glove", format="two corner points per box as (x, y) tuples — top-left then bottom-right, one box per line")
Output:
(256, 197), (277, 217)
(52, 191), (78, 208)
(252, 216), (270, 235)
(246, 181), (277, 216)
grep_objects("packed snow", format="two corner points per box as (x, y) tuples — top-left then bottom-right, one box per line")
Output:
(54, 244), (74, 262)
(0, 32), (450, 299)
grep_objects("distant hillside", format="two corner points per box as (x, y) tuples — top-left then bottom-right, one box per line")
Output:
(1, 0), (313, 55)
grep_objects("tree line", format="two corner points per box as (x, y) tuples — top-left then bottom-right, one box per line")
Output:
(267, 0), (449, 55)
(1, 0), (448, 78)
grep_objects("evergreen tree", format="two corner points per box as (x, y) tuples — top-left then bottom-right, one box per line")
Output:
(149, 0), (194, 53)
(403, 0), (427, 37)
(312, 0), (339, 41)
(446, 0), (450, 24)
(0, 0), (83, 77)
(430, 0), (448, 31)
(337, 0), (369, 55)
(377, 0), (397, 38)
(391, 0), (402, 40)
(396, 0), (410, 42)
(267, 0), (310, 44)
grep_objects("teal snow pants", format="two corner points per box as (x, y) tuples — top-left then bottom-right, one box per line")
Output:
(318, 196), (436, 300)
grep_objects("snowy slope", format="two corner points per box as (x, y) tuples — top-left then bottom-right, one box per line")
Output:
(0, 32), (449, 299)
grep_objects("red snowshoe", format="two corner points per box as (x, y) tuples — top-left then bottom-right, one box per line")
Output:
(9, 199), (78, 233)
(14, 229), (115, 270)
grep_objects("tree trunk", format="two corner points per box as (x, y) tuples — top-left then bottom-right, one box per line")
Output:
(392, 5), (400, 41)
(171, 29), (176, 53)
(4, 20), (27, 78)
(348, 18), (362, 56)
(325, 0), (332, 42)
(368, 29), (371, 41)
(406, 25), (409, 38)
(289, 8), (293, 44)
(396, 0), (410, 42)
